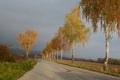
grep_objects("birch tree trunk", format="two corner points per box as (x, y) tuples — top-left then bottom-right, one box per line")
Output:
(53, 52), (56, 59)
(72, 43), (74, 63)
(52, 52), (53, 60)
(25, 44), (30, 59)
(60, 49), (62, 61)
(103, 26), (109, 71)
(57, 52), (58, 60)
(60, 33), (63, 61)
(46, 54), (48, 59)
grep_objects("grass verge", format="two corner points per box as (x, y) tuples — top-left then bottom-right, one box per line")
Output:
(53, 60), (120, 77)
(0, 59), (37, 80)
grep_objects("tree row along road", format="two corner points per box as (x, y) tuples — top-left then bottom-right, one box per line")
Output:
(18, 60), (120, 80)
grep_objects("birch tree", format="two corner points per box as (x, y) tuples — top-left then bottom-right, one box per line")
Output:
(17, 29), (38, 58)
(49, 33), (64, 60)
(57, 27), (70, 60)
(62, 5), (90, 63)
(41, 32), (69, 60)
(80, 0), (120, 71)
(41, 35), (60, 59)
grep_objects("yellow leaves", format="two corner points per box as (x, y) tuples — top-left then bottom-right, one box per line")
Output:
(72, 5), (80, 16)
(63, 5), (90, 46)
(42, 26), (71, 57)
(41, 4), (90, 58)
(81, 0), (120, 34)
(65, 5), (81, 27)
(25, 29), (38, 39)
(16, 29), (38, 56)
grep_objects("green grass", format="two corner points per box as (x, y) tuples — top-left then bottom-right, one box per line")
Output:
(53, 60), (120, 77)
(0, 59), (37, 80)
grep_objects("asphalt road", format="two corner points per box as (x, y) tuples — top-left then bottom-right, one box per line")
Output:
(18, 60), (120, 80)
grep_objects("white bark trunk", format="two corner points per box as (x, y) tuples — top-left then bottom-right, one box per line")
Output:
(25, 44), (30, 59)
(53, 52), (55, 59)
(60, 49), (63, 60)
(60, 33), (63, 61)
(52, 52), (53, 59)
(103, 26), (109, 71)
(57, 52), (58, 60)
(54, 53), (56, 59)
(72, 43), (74, 63)
(46, 54), (48, 59)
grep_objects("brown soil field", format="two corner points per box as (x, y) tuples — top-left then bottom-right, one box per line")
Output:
(54, 59), (120, 77)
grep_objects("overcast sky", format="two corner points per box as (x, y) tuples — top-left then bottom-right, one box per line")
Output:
(0, 0), (120, 59)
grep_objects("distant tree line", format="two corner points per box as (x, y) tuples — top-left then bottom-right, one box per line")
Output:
(69, 57), (120, 65)
(97, 58), (120, 65)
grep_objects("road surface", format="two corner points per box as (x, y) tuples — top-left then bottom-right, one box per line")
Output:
(18, 60), (120, 80)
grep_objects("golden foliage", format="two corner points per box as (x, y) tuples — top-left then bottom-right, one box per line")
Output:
(81, 0), (120, 37)
(17, 29), (38, 57)
(41, 5), (90, 59)
(63, 5), (90, 46)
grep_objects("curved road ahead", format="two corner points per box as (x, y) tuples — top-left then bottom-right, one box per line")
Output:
(18, 60), (120, 80)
